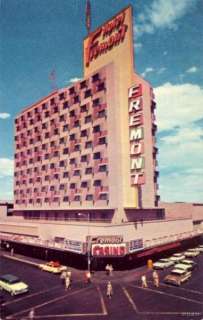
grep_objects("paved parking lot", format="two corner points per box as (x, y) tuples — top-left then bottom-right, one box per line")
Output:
(1, 252), (203, 320)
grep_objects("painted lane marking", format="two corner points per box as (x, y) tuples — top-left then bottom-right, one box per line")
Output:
(32, 313), (106, 318)
(96, 285), (108, 315)
(122, 287), (202, 317)
(130, 284), (203, 305)
(2, 285), (61, 306)
(6, 286), (91, 319)
(157, 281), (203, 295)
(122, 286), (138, 312)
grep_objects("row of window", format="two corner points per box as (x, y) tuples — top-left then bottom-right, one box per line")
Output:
(15, 192), (109, 204)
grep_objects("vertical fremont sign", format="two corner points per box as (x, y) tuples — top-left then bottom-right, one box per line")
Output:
(128, 84), (145, 185)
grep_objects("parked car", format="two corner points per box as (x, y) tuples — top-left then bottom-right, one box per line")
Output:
(39, 261), (67, 274)
(164, 269), (192, 286)
(153, 258), (174, 270)
(184, 250), (200, 257)
(197, 245), (203, 252)
(169, 253), (185, 262)
(173, 263), (193, 272)
(0, 274), (29, 296)
(180, 259), (197, 269)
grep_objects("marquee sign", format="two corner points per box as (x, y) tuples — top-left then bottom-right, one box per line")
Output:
(85, 10), (128, 67)
(129, 239), (143, 252)
(128, 84), (145, 185)
(92, 243), (126, 257)
(89, 235), (123, 244)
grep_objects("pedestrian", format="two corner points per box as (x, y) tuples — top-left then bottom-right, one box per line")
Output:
(141, 275), (148, 288)
(106, 281), (113, 299)
(11, 248), (14, 256)
(28, 308), (35, 319)
(60, 270), (66, 284)
(65, 276), (71, 290)
(67, 270), (72, 279)
(105, 264), (110, 275)
(109, 264), (113, 276)
(152, 270), (159, 288)
(85, 271), (91, 284)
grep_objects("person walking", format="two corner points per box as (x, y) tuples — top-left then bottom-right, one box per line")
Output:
(85, 271), (91, 284)
(152, 270), (159, 288)
(60, 270), (67, 284)
(106, 281), (113, 299)
(65, 276), (71, 290)
(109, 264), (113, 276)
(141, 275), (148, 288)
(105, 264), (110, 275)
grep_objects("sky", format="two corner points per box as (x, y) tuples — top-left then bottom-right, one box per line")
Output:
(0, 0), (203, 203)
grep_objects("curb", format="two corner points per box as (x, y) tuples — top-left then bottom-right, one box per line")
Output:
(2, 254), (39, 267)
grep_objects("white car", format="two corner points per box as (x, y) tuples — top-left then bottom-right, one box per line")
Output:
(169, 253), (185, 262)
(197, 245), (203, 252)
(153, 258), (174, 270)
(164, 269), (192, 286)
(0, 274), (29, 296)
(174, 263), (193, 272)
(180, 259), (197, 269)
(184, 250), (200, 257)
(39, 261), (67, 274)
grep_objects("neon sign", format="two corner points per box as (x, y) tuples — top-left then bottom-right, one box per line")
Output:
(85, 11), (128, 67)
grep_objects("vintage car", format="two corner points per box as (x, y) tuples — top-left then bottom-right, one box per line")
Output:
(168, 253), (185, 262)
(184, 249), (200, 257)
(197, 245), (203, 252)
(180, 259), (197, 269)
(0, 274), (29, 296)
(153, 258), (174, 270)
(173, 263), (193, 272)
(164, 269), (192, 286)
(39, 261), (67, 273)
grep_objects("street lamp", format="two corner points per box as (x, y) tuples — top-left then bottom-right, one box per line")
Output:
(78, 212), (91, 272)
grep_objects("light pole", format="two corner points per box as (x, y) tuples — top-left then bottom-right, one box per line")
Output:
(78, 212), (91, 272)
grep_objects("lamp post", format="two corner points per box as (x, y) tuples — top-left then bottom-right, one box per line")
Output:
(78, 212), (91, 272)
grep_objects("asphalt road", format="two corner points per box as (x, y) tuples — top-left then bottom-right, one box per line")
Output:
(0, 253), (203, 320)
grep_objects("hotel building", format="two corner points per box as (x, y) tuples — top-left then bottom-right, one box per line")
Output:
(0, 6), (202, 267)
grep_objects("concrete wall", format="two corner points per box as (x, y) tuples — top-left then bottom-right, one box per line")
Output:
(160, 202), (203, 221)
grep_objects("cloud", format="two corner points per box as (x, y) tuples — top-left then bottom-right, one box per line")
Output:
(0, 176), (13, 201)
(135, 0), (197, 37)
(141, 67), (155, 77)
(157, 67), (166, 74)
(0, 113), (10, 119)
(0, 158), (14, 177)
(155, 82), (203, 202)
(186, 66), (198, 73)
(69, 77), (82, 84)
(155, 82), (203, 131)
(134, 42), (143, 51)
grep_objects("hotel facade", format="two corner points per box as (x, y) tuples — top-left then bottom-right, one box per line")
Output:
(0, 6), (202, 268)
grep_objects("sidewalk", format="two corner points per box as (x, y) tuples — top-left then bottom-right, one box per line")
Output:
(2, 250), (152, 284)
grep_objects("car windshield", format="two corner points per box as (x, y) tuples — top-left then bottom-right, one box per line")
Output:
(171, 270), (184, 275)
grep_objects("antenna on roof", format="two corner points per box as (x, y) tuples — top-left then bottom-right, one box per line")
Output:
(86, 0), (91, 35)
(49, 69), (57, 91)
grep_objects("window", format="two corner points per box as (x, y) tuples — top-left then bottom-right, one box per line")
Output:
(86, 194), (93, 201)
(42, 123), (47, 129)
(53, 151), (59, 157)
(63, 196), (69, 202)
(98, 110), (106, 118)
(85, 167), (92, 174)
(60, 137), (65, 144)
(63, 124), (69, 132)
(99, 137), (107, 145)
(94, 180), (101, 187)
(85, 115), (92, 123)
(74, 144), (80, 152)
(93, 98), (100, 107)
(97, 82), (105, 91)
(74, 96), (80, 104)
(50, 163), (55, 169)
(50, 98), (55, 105)
(93, 125), (100, 133)
(81, 181), (88, 188)
(45, 198), (49, 203)
(69, 87), (75, 95)
(63, 172), (69, 178)
(50, 141), (55, 147)
(54, 173), (59, 179)
(81, 155), (87, 162)
(45, 132), (49, 139)
(45, 111), (49, 118)
(74, 195), (81, 201)
(63, 101), (69, 109)
(99, 193), (108, 200)
(60, 115), (65, 122)
(63, 148), (69, 155)
(92, 73), (100, 82)
(69, 158), (76, 165)
(70, 134), (75, 141)
(44, 153), (49, 160)
(80, 104), (87, 112)
(59, 184), (65, 190)
(59, 160), (65, 167)
(81, 129), (87, 137)
(93, 152), (101, 160)
(99, 165), (107, 172)
(70, 110), (75, 117)
(42, 165), (46, 171)
(54, 128), (59, 135)
(73, 170), (80, 176)
(70, 183), (76, 189)
(50, 185), (55, 191)
(45, 175), (49, 181)
(74, 120), (80, 128)
(84, 89), (91, 98)
(59, 92), (65, 100)
(80, 80), (87, 89)
(85, 141), (92, 149)
(42, 103), (47, 110)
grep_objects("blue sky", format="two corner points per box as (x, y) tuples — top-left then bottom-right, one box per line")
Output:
(0, 0), (203, 202)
